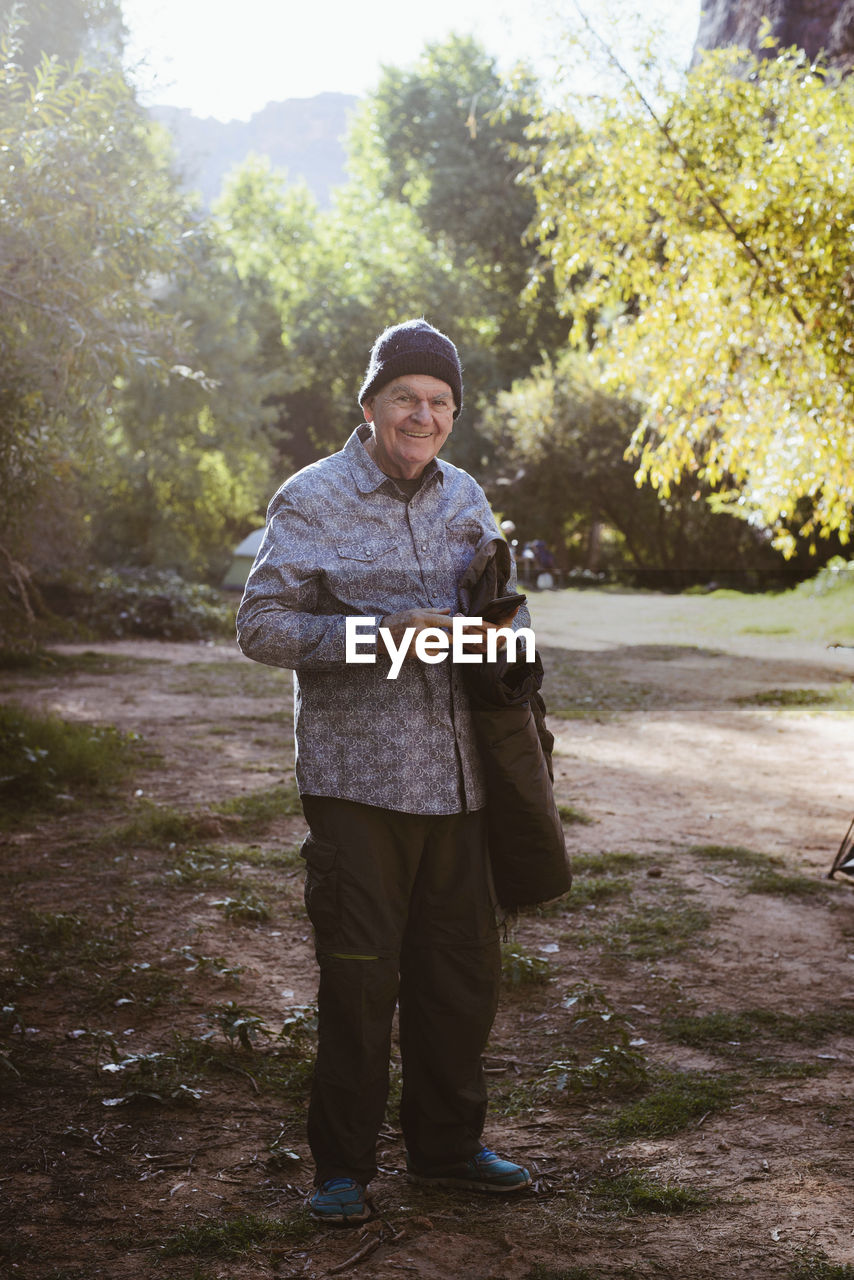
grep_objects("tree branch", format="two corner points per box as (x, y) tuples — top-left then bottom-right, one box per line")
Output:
(572, 3), (807, 328)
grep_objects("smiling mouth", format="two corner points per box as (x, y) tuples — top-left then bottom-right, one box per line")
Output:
(401, 430), (431, 438)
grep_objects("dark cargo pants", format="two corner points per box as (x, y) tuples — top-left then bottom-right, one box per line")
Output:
(300, 795), (500, 1188)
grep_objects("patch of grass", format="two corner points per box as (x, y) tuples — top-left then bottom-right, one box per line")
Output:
(608, 1069), (738, 1139)
(557, 802), (593, 826)
(566, 875), (632, 910)
(0, 648), (156, 674)
(663, 1005), (854, 1049)
(101, 802), (208, 849)
(15, 909), (134, 976)
(501, 943), (550, 986)
(587, 1168), (706, 1215)
(600, 904), (712, 960)
(215, 782), (302, 833)
(689, 843), (780, 869)
(746, 868), (830, 898)
(0, 702), (143, 816)
(159, 1211), (315, 1258)
(572, 850), (643, 875)
(733, 687), (841, 708)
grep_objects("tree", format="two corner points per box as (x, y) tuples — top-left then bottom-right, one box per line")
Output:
(0, 21), (276, 619)
(214, 157), (495, 474)
(0, 0), (125, 71)
(480, 351), (785, 583)
(528, 39), (854, 554)
(348, 35), (569, 395)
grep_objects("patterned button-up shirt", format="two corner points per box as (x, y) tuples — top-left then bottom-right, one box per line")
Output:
(236, 424), (525, 816)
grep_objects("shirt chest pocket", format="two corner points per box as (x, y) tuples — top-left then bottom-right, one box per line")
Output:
(328, 537), (398, 606)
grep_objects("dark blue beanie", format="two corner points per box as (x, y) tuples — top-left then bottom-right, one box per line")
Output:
(358, 319), (463, 419)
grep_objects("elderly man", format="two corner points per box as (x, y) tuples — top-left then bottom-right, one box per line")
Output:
(236, 319), (531, 1223)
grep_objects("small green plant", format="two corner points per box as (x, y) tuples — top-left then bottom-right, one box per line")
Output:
(212, 892), (271, 924)
(587, 1168), (706, 1214)
(174, 946), (244, 983)
(164, 848), (238, 886)
(100, 1051), (205, 1106)
(206, 1001), (272, 1050)
(544, 983), (648, 1096)
(501, 943), (550, 986)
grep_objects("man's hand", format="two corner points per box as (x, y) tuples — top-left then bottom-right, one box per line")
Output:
(458, 603), (522, 655)
(378, 608), (454, 662)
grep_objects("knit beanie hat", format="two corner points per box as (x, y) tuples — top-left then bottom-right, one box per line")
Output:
(358, 319), (463, 419)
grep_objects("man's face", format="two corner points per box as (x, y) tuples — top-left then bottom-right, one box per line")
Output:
(363, 374), (455, 480)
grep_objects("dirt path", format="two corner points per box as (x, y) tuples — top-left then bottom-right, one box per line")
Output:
(1, 589), (853, 1280)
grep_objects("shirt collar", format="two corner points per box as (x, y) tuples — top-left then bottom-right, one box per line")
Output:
(346, 423), (445, 495)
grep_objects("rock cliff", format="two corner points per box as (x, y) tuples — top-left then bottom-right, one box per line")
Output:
(693, 0), (854, 67)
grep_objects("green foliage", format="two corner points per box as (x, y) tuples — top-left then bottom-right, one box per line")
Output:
(663, 1005), (854, 1049)
(215, 782), (303, 831)
(0, 702), (141, 813)
(557, 801), (593, 825)
(348, 35), (567, 391)
(0, 0), (126, 71)
(37, 568), (236, 639)
(529, 42), (854, 553)
(481, 350), (789, 579)
(213, 893), (271, 925)
(0, 20), (274, 600)
(501, 943), (550, 986)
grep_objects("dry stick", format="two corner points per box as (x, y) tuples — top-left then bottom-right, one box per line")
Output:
(325, 1234), (383, 1275)
(572, 3), (808, 329)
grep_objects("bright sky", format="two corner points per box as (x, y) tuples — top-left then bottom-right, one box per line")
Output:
(122, 0), (703, 122)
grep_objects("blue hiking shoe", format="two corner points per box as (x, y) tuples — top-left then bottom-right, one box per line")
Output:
(406, 1145), (532, 1193)
(308, 1177), (373, 1224)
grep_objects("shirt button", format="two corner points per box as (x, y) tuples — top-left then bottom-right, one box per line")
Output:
(421, 543), (428, 551)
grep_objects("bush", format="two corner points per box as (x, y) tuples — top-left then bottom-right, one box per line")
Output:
(36, 567), (236, 641)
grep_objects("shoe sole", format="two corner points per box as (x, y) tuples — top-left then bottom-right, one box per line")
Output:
(309, 1206), (374, 1225)
(406, 1171), (531, 1193)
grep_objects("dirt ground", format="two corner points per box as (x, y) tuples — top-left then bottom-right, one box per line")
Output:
(1, 588), (853, 1280)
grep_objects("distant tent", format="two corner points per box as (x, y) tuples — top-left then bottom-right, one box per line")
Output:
(222, 528), (265, 591)
(828, 815), (854, 879)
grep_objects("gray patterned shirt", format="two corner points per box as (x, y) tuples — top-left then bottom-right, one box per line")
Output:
(236, 424), (524, 815)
